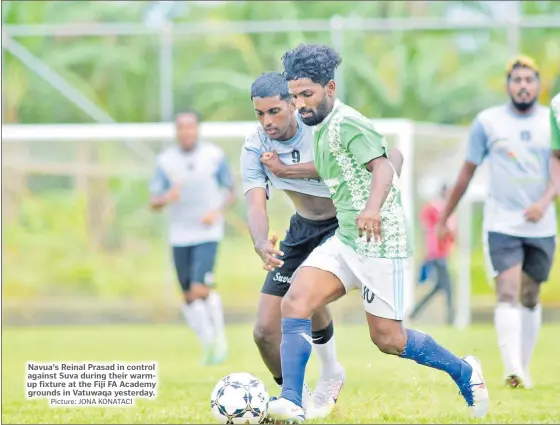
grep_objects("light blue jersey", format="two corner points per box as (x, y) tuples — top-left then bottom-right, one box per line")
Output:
(150, 142), (233, 246)
(466, 103), (556, 237)
(240, 113), (331, 198)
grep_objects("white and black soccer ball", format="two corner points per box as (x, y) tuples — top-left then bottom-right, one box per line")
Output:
(210, 372), (269, 424)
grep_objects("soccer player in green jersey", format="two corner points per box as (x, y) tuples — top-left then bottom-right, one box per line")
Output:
(266, 44), (489, 423)
(551, 93), (560, 195)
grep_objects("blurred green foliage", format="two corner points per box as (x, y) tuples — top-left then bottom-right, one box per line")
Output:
(2, 1), (559, 124)
(2, 1), (560, 310)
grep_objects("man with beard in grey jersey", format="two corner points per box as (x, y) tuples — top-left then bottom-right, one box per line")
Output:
(241, 72), (404, 419)
(437, 56), (557, 389)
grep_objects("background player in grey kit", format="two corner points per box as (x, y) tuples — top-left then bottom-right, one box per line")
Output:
(149, 111), (236, 366)
(241, 72), (404, 419)
(437, 56), (557, 389)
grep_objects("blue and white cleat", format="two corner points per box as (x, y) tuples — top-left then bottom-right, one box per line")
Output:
(461, 356), (490, 418)
(267, 397), (305, 424)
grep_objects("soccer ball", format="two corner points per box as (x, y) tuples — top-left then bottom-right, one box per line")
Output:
(210, 372), (269, 424)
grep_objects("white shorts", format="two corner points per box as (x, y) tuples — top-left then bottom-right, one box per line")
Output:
(301, 235), (412, 320)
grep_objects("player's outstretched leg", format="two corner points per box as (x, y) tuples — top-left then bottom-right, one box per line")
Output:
(366, 314), (489, 418)
(267, 267), (346, 424)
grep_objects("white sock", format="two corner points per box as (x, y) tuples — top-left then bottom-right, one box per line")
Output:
(494, 302), (523, 378)
(205, 291), (227, 349)
(181, 300), (215, 348)
(521, 304), (542, 378)
(314, 337), (343, 379)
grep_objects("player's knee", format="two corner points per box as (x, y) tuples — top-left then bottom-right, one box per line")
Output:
(281, 290), (313, 319)
(253, 323), (277, 347)
(521, 282), (540, 309)
(496, 279), (520, 305)
(371, 332), (404, 355)
(191, 283), (210, 299)
(369, 327), (406, 355)
(496, 288), (518, 305)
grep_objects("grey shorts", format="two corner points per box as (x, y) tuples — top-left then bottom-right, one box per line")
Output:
(172, 242), (218, 291)
(483, 231), (556, 284)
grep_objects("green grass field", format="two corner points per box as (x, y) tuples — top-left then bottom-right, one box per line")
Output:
(3, 324), (560, 424)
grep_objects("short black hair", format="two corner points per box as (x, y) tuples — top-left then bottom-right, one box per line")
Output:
(282, 44), (342, 86)
(250, 72), (291, 101)
(176, 109), (200, 123)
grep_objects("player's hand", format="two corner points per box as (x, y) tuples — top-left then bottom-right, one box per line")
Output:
(255, 233), (284, 272)
(260, 151), (286, 177)
(200, 210), (222, 226)
(164, 184), (181, 203)
(356, 208), (382, 243)
(436, 220), (451, 244)
(524, 203), (545, 223)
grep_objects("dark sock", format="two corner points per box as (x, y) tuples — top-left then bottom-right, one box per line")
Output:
(311, 321), (334, 345)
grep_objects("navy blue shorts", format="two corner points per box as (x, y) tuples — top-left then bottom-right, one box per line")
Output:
(261, 214), (338, 297)
(172, 242), (219, 291)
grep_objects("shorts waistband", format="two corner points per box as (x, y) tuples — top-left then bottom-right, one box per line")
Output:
(294, 212), (338, 227)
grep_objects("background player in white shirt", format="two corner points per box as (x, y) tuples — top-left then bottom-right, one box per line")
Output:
(150, 111), (236, 366)
(437, 56), (557, 388)
(241, 72), (404, 418)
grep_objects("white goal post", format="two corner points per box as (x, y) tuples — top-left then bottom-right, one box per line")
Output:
(3, 119), (487, 327)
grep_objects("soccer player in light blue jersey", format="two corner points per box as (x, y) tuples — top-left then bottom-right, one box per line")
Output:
(438, 56), (557, 389)
(241, 72), (405, 419)
(149, 111), (236, 365)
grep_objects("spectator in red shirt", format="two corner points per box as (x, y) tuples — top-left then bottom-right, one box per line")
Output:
(410, 184), (457, 325)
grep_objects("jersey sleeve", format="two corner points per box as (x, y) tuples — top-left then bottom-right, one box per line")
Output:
(465, 116), (488, 165)
(551, 107), (560, 151)
(339, 117), (387, 166)
(240, 130), (268, 195)
(216, 154), (234, 189)
(149, 162), (171, 196)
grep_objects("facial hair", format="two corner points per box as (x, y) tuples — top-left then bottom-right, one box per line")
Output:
(511, 88), (536, 112)
(512, 97), (536, 112)
(299, 95), (332, 126)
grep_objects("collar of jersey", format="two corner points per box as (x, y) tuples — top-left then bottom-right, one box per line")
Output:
(176, 143), (199, 155)
(314, 99), (342, 134)
(263, 113), (304, 154)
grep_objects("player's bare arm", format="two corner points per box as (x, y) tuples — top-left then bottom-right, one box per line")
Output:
(260, 150), (320, 179)
(524, 182), (557, 223)
(150, 184), (180, 210)
(356, 155), (394, 242)
(201, 185), (237, 225)
(387, 147), (404, 177)
(436, 161), (477, 241)
(245, 187), (284, 271)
